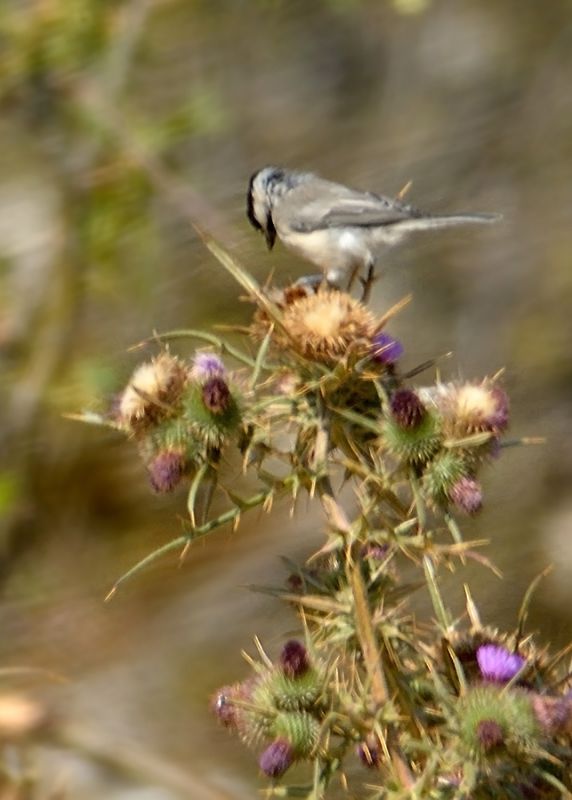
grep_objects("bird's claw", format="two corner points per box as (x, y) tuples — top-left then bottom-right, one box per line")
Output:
(359, 264), (378, 304)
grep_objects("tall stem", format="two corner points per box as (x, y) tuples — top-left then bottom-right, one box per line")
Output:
(312, 403), (414, 789)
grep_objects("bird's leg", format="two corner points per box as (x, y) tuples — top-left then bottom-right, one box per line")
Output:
(346, 263), (361, 294)
(359, 259), (377, 304)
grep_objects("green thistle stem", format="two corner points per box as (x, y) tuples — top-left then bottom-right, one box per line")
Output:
(131, 328), (255, 367)
(105, 488), (275, 598)
(314, 468), (413, 789)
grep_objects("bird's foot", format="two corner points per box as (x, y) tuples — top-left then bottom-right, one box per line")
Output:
(295, 274), (341, 292)
(359, 262), (378, 304)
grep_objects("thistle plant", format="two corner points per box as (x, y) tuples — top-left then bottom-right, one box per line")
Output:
(75, 234), (571, 799)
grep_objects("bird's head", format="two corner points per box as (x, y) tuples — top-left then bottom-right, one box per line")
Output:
(246, 166), (286, 250)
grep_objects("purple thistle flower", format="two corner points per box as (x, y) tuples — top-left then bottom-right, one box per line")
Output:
(476, 644), (526, 683)
(476, 719), (504, 753)
(449, 477), (483, 515)
(202, 376), (231, 414)
(280, 640), (310, 679)
(259, 738), (294, 778)
(148, 450), (186, 493)
(372, 331), (404, 365)
(390, 388), (426, 429)
(192, 352), (225, 382)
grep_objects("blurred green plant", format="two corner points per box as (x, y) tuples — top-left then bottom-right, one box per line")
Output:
(74, 237), (571, 799)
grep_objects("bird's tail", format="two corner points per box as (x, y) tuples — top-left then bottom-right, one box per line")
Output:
(394, 212), (502, 233)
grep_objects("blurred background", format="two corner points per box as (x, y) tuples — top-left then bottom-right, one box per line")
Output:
(0, 0), (571, 796)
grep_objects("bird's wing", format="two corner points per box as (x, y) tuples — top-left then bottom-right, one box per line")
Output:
(279, 181), (422, 232)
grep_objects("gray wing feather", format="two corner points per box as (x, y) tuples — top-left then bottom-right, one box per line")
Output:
(278, 180), (421, 232)
(276, 178), (499, 233)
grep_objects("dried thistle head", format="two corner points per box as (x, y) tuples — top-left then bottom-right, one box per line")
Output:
(254, 287), (377, 364)
(117, 353), (189, 431)
(420, 379), (509, 438)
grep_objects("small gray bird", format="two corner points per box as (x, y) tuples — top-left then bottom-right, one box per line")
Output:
(247, 166), (500, 288)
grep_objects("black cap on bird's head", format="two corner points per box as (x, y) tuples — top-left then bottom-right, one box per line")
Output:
(246, 166), (285, 250)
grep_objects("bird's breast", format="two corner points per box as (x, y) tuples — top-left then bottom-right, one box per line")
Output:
(279, 226), (369, 275)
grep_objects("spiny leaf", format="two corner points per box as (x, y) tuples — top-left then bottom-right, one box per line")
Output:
(515, 565), (553, 647)
(128, 328), (253, 367)
(64, 411), (122, 430)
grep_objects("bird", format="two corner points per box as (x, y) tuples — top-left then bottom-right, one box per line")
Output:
(246, 166), (500, 291)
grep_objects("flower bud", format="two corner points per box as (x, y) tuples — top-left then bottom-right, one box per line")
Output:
(280, 641), (310, 679)
(383, 394), (441, 465)
(449, 476), (483, 515)
(147, 449), (186, 493)
(422, 451), (467, 504)
(259, 738), (294, 778)
(476, 719), (504, 753)
(202, 376), (231, 415)
(273, 711), (320, 756)
(390, 389), (425, 429)
(267, 655), (323, 713)
(457, 686), (538, 758)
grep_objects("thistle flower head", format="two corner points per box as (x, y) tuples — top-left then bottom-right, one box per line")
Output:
(455, 382), (509, 432)
(449, 476), (483, 515)
(273, 711), (320, 756)
(117, 353), (188, 429)
(272, 288), (376, 363)
(259, 738), (294, 778)
(266, 647), (323, 712)
(477, 644), (526, 683)
(266, 282), (314, 308)
(390, 389), (426, 429)
(457, 685), (538, 758)
(280, 640), (310, 679)
(476, 719), (504, 753)
(191, 352), (226, 382)
(147, 448), (186, 493)
(371, 331), (403, 365)
(383, 401), (442, 465)
(202, 376), (231, 415)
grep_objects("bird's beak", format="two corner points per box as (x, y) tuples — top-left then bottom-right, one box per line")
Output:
(265, 227), (276, 250)
(264, 214), (277, 250)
